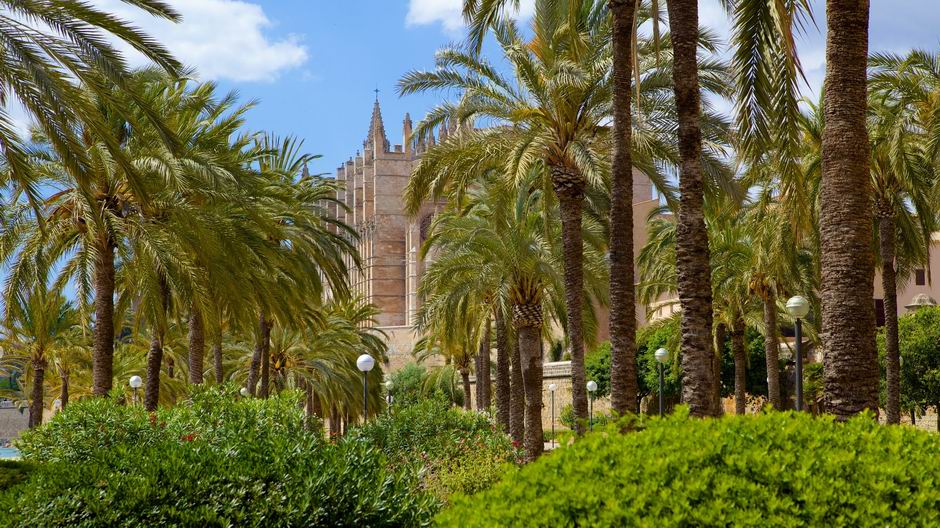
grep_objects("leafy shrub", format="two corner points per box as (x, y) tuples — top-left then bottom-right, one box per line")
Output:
(0, 461), (33, 492)
(389, 363), (428, 407)
(353, 397), (518, 501)
(585, 342), (611, 398)
(4, 385), (436, 527)
(878, 306), (940, 420)
(439, 409), (940, 527)
(559, 403), (611, 430)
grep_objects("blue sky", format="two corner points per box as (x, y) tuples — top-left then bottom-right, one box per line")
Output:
(88, 0), (940, 176)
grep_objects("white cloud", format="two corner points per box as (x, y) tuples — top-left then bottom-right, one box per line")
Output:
(92, 0), (308, 83)
(406, 0), (535, 34)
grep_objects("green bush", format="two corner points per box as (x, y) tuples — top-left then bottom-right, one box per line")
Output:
(439, 409), (940, 527)
(4, 385), (436, 527)
(0, 461), (33, 492)
(353, 397), (518, 501)
(388, 363), (428, 407)
(585, 342), (611, 398)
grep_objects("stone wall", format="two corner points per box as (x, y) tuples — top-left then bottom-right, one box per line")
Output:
(0, 408), (28, 443)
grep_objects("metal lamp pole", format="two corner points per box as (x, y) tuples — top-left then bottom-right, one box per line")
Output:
(356, 354), (375, 421)
(654, 348), (670, 417)
(587, 381), (597, 431)
(548, 384), (557, 448)
(786, 296), (810, 412)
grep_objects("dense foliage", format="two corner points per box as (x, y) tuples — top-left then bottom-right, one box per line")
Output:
(439, 410), (940, 527)
(879, 306), (940, 423)
(353, 397), (518, 501)
(3, 386), (436, 527)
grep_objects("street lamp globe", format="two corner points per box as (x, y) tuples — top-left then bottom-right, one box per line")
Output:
(239, 387), (249, 397)
(384, 380), (393, 391)
(586, 380), (598, 393)
(548, 383), (557, 392)
(129, 375), (143, 389)
(52, 398), (62, 411)
(786, 295), (810, 319)
(654, 348), (670, 364)
(357, 354), (376, 372)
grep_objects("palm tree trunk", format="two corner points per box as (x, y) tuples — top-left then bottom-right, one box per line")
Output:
(609, 0), (640, 417)
(819, 0), (877, 420)
(59, 372), (69, 410)
(732, 317), (747, 415)
(509, 332), (525, 445)
(260, 317), (272, 398)
(763, 288), (782, 409)
(879, 212), (900, 424)
(246, 313), (266, 396)
(713, 323), (726, 414)
(144, 333), (163, 412)
(517, 321), (544, 462)
(552, 164), (589, 432)
(188, 305), (205, 385)
(304, 380), (316, 431)
(495, 309), (511, 431)
(667, 0), (717, 417)
(460, 367), (472, 410)
(478, 321), (492, 411)
(212, 328), (223, 384)
(145, 278), (170, 412)
(92, 234), (116, 396)
(28, 356), (46, 428)
(475, 345), (483, 410)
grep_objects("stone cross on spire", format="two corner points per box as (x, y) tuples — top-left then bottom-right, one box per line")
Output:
(365, 94), (389, 154)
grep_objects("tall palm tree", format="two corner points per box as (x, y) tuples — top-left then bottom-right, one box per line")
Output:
(819, 0), (877, 419)
(417, 175), (572, 461)
(0, 1), (181, 209)
(869, 51), (940, 423)
(401, 4), (612, 431)
(608, 0), (640, 415)
(665, 0), (717, 416)
(865, 95), (937, 423)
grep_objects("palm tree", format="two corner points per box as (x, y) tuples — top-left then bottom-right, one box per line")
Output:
(243, 135), (357, 398)
(401, 4), (613, 431)
(0, 1), (181, 210)
(608, 0), (640, 415)
(665, 0), (718, 416)
(818, 1), (877, 419)
(1, 276), (77, 428)
(864, 94), (937, 423)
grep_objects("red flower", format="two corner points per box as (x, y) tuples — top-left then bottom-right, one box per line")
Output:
(180, 433), (196, 442)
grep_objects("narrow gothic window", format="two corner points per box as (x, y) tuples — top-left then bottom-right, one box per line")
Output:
(420, 214), (434, 242)
(874, 298), (886, 328)
(915, 268), (926, 286)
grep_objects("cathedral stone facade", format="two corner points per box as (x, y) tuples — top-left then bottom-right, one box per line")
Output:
(328, 100), (446, 369)
(329, 99), (662, 370)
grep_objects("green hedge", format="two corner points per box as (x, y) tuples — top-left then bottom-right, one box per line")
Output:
(439, 410), (940, 527)
(353, 397), (519, 501)
(3, 385), (437, 527)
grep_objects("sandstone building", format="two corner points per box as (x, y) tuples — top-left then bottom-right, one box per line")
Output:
(328, 99), (661, 369)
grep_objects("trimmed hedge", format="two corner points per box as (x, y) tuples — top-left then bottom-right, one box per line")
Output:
(439, 409), (940, 527)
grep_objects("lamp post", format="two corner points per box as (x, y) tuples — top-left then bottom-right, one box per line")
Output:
(786, 295), (810, 411)
(548, 383), (557, 448)
(586, 380), (597, 431)
(385, 380), (393, 412)
(357, 354), (375, 420)
(654, 348), (669, 417)
(239, 387), (249, 398)
(129, 375), (142, 405)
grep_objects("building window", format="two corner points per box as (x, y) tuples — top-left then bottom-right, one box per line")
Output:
(915, 268), (926, 286)
(874, 298), (885, 328)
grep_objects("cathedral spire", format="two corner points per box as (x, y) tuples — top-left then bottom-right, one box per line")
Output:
(365, 95), (389, 154)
